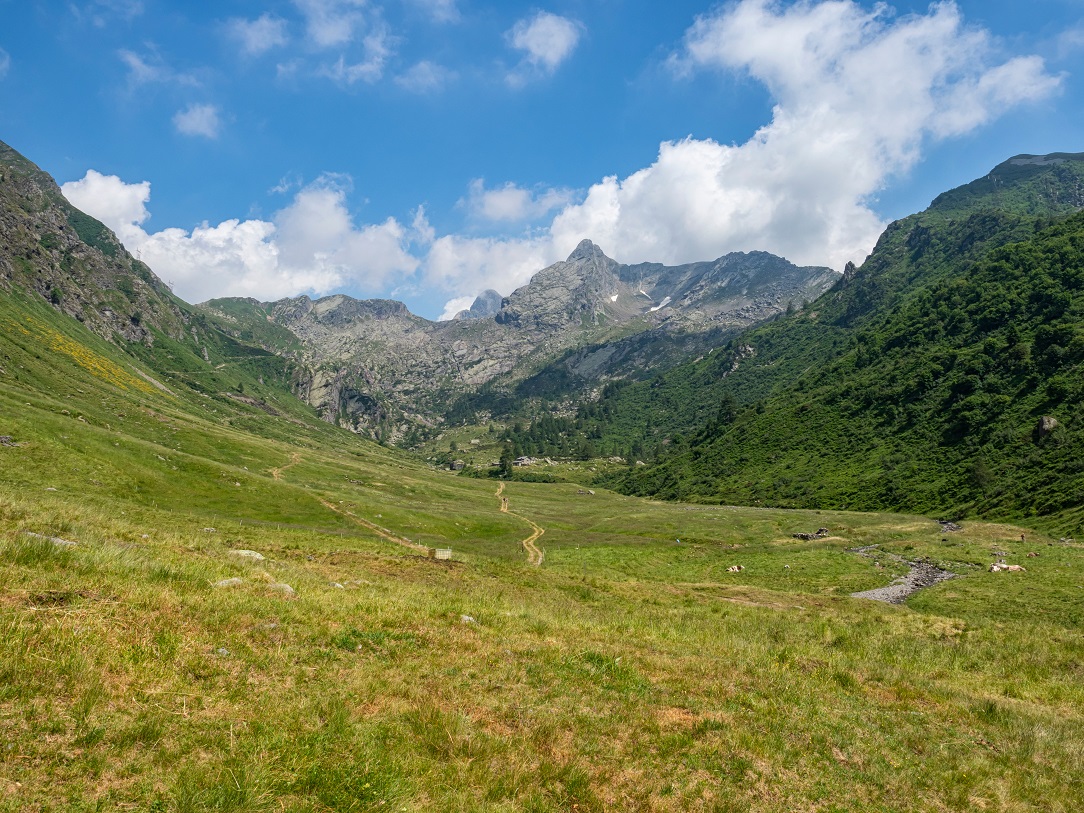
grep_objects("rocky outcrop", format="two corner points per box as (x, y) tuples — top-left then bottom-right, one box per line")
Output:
(455, 289), (503, 320)
(0, 138), (190, 345)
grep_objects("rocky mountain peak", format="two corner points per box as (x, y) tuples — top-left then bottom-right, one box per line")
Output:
(455, 289), (503, 320)
(566, 239), (608, 264)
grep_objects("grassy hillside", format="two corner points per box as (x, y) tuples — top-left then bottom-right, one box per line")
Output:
(2, 240), (1084, 811)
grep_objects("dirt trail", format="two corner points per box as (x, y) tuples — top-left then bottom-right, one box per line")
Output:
(318, 498), (429, 554)
(849, 545), (955, 604)
(269, 452), (302, 481)
(495, 482), (544, 566)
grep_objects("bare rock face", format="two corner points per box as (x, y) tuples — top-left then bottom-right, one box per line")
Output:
(230, 239), (839, 436)
(454, 290), (503, 320)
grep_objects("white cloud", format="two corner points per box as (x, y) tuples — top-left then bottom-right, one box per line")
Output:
(0, 49), (10, 80)
(395, 60), (453, 93)
(322, 25), (393, 84)
(228, 14), (289, 56)
(60, 171), (418, 304)
(407, 0), (459, 24)
(506, 11), (583, 85)
(59, 170), (152, 245)
(1057, 24), (1084, 57)
(173, 104), (222, 139)
(61, 2), (1064, 315)
(118, 49), (167, 84)
(118, 48), (198, 87)
(416, 0), (1060, 304)
(424, 234), (560, 300)
(463, 179), (572, 223)
(295, 0), (368, 48)
(437, 296), (474, 321)
(411, 206), (436, 246)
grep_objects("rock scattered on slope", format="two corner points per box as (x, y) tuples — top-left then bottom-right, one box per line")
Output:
(228, 549), (265, 561)
(24, 530), (77, 547)
(213, 577), (243, 589)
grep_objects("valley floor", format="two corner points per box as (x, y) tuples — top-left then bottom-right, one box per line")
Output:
(2, 456), (1083, 811)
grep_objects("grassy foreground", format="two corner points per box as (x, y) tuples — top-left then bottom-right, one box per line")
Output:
(1, 293), (1083, 811)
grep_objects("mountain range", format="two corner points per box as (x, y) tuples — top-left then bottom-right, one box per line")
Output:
(202, 239), (836, 438)
(4, 136), (1084, 528)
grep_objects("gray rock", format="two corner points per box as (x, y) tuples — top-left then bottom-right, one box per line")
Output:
(228, 549), (265, 561)
(455, 289), (503, 320)
(268, 583), (296, 597)
(24, 531), (77, 547)
(1036, 415), (1060, 438)
(213, 577), (243, 588)
(460, 614), (477, 625)
(849, 548), (955, 604)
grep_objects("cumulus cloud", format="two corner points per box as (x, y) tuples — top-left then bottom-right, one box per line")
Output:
(66, 1), (1064, 320)
(173, 104), (222, 138)
(462, 179), (572, 223)
(437, 296), (475, 321)
(60, 170), (151, 245)
(425, 234), (560, 303)
(422, 0), (1060, 312)
(228, 14), (289, 56)
(60, 171), (418, 303)
(506, 11), (583, 85)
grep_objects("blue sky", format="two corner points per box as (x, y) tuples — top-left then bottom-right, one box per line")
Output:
(1, 1), (1081, 319)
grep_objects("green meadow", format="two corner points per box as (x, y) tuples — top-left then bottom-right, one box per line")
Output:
(1, 290), (1083, 811)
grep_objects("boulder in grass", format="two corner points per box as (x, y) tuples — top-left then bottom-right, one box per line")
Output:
(25, 531), (77, 547)
(214, 577), (243, 588)
(268, 583), (296, 597)
(726, 565), (745, 573)
(228, 549), (265, 561)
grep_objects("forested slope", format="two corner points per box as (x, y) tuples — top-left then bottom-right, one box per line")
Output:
(569, 154), (1084, 529)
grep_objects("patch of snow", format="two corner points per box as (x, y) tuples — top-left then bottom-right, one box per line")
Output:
(610, 294), (618, 302)
(649, 296), (672, 313)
